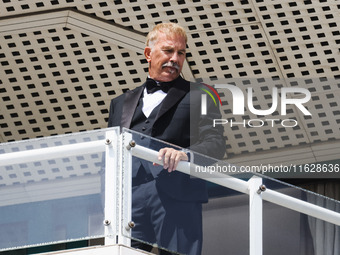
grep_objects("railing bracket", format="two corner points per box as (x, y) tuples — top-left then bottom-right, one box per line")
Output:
(125, 221), (135, 230)
(257, 184), (266, 194)
(126, 140), (136, 150)
(103, 219), (111, 226)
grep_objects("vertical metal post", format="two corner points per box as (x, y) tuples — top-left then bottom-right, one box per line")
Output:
(118, 131), (133, 246)
(249, 176), (264, 255)
(104, 130), (119, 245)
(104, 130), (133, 247)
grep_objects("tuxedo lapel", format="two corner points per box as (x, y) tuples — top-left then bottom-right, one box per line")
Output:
(155, 77), (189, 122)
(121, 86), (144, 129)
(120, 77), (189, 130)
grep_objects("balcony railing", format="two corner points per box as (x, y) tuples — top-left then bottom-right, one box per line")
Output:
(0, 127), (339, 255)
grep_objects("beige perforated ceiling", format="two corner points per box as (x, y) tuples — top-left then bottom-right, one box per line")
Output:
(0, 0), (340, 164)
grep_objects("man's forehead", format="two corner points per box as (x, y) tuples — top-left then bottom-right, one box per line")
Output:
(156, 33), (186, 46)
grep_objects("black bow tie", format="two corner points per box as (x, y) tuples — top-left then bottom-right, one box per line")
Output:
(145, 78), (171, 94)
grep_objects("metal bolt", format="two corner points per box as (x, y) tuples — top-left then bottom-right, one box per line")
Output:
(103, 219), (111, 226)
(105, 139), (111, 145)
(125, 221), (135, 230)
(126, 140), (136, 150)
(257, 184), (266, 194)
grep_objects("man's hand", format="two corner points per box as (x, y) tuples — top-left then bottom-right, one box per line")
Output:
(154, 147), (189, 172)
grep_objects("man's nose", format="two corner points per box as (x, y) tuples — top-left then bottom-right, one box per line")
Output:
(170, 52), (179, 62)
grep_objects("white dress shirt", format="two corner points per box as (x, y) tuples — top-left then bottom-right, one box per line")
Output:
(142, 87), (167, 117)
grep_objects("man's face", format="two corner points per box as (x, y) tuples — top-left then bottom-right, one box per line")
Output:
(144, 32), (186, 82)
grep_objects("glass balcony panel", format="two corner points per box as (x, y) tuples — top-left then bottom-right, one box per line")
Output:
(202, 184), (249, 254)
(262, 177), (340, 255)
(0, 127), (119, 251)
(122, 129), (251, 254)
(121, 129), (340, 255)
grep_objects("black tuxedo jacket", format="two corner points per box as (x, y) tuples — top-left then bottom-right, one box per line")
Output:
(108, 76), (226, 202)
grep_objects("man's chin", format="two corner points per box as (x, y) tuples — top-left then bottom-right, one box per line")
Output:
(163, 70), (180, 80)
(163, 74), (179, 82)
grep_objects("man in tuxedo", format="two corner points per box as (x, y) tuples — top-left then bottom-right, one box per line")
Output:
(107, 23), (225, 255)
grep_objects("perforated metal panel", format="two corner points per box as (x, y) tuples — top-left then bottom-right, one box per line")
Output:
(0, 10), (148, 140)
(0, 130), (105, 187)
(0, 0), (340, 161)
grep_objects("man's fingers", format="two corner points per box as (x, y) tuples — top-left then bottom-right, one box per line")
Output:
(169, 153), (181, 172)
(163, 150), (175, 170)
(156, 148), (188, 172)
(167, 154), (177, 172)
(158, 148), (166, 161)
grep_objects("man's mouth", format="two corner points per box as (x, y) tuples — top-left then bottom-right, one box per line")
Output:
(166, 67), (176, 74)
(162, 62), (179, 74)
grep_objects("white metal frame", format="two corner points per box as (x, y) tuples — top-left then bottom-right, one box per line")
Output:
(103, 129), (119, 245)
(103, 130), (133, 246)
(1, 128), (340, 255)
(128, 139), (340, 255)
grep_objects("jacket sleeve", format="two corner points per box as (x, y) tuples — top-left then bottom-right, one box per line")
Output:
(107, 99), (115, 127)
(107, 95), (124, 129)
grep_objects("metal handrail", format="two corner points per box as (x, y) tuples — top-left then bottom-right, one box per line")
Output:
(0, 140), (104, 167)
(130, 142), (340, 226)
(1, 131), (339, 255)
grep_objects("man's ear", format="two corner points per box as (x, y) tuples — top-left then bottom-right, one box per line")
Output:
(144, 47), (152, 63)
